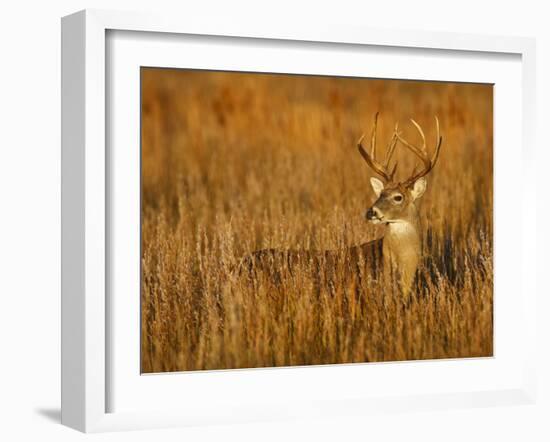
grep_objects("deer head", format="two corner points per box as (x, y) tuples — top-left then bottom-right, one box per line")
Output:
(358, 113), (442, 226)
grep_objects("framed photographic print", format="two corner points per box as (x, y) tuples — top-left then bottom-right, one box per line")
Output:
(61, 9), (537, 432)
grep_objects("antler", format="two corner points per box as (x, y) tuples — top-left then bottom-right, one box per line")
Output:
(357, 113), (399, 183)
(397, 117), (442, 186)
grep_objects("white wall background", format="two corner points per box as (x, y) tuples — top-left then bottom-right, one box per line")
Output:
(0, 1), (547, 440)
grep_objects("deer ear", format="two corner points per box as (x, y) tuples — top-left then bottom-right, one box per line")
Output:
(410, 177), (427, 200)
(370, 177), (384, 197)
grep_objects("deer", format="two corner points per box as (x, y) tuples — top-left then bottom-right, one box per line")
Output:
(235, 113), (442, 299)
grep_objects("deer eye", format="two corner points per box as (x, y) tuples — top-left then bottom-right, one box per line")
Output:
(393, 194), (403, 203)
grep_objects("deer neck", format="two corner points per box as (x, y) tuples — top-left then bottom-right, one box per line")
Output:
(382, 210), (422, 293)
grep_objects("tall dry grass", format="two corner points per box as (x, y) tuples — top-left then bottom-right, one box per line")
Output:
(141, 68), (493, 373)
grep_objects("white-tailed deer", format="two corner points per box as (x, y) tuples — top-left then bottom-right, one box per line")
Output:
(236, 113), (442, 298)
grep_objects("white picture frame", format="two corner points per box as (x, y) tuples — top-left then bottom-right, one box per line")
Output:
(61, 9), (537, 433)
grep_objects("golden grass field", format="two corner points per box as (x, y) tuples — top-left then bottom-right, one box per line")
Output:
(140, 68), (493, 373)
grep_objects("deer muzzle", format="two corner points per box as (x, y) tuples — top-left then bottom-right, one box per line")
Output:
(366, 207), (384, 224)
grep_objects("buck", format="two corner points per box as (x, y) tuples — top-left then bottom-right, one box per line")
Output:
(236, 113), (442, 298)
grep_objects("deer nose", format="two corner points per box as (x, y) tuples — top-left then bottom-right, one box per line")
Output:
(366, 207), (381, 220)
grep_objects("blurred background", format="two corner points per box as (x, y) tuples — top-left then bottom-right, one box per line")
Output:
(141, 68), (492, 252)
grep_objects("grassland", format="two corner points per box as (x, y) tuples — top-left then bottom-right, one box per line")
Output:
(140, 68), (493, 373)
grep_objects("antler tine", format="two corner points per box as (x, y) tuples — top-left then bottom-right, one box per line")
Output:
(383, 123), (399, 168)
(357, 112), (394, 182)
(357, 140), (391, 182)
(397, 116), (443, 186)
(409, 118), (426, 152)
(369, 112), (379, 160)
(396, 132), (431, 170)
(433, 116), (442, 165)
(389, 161), (398, 181)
